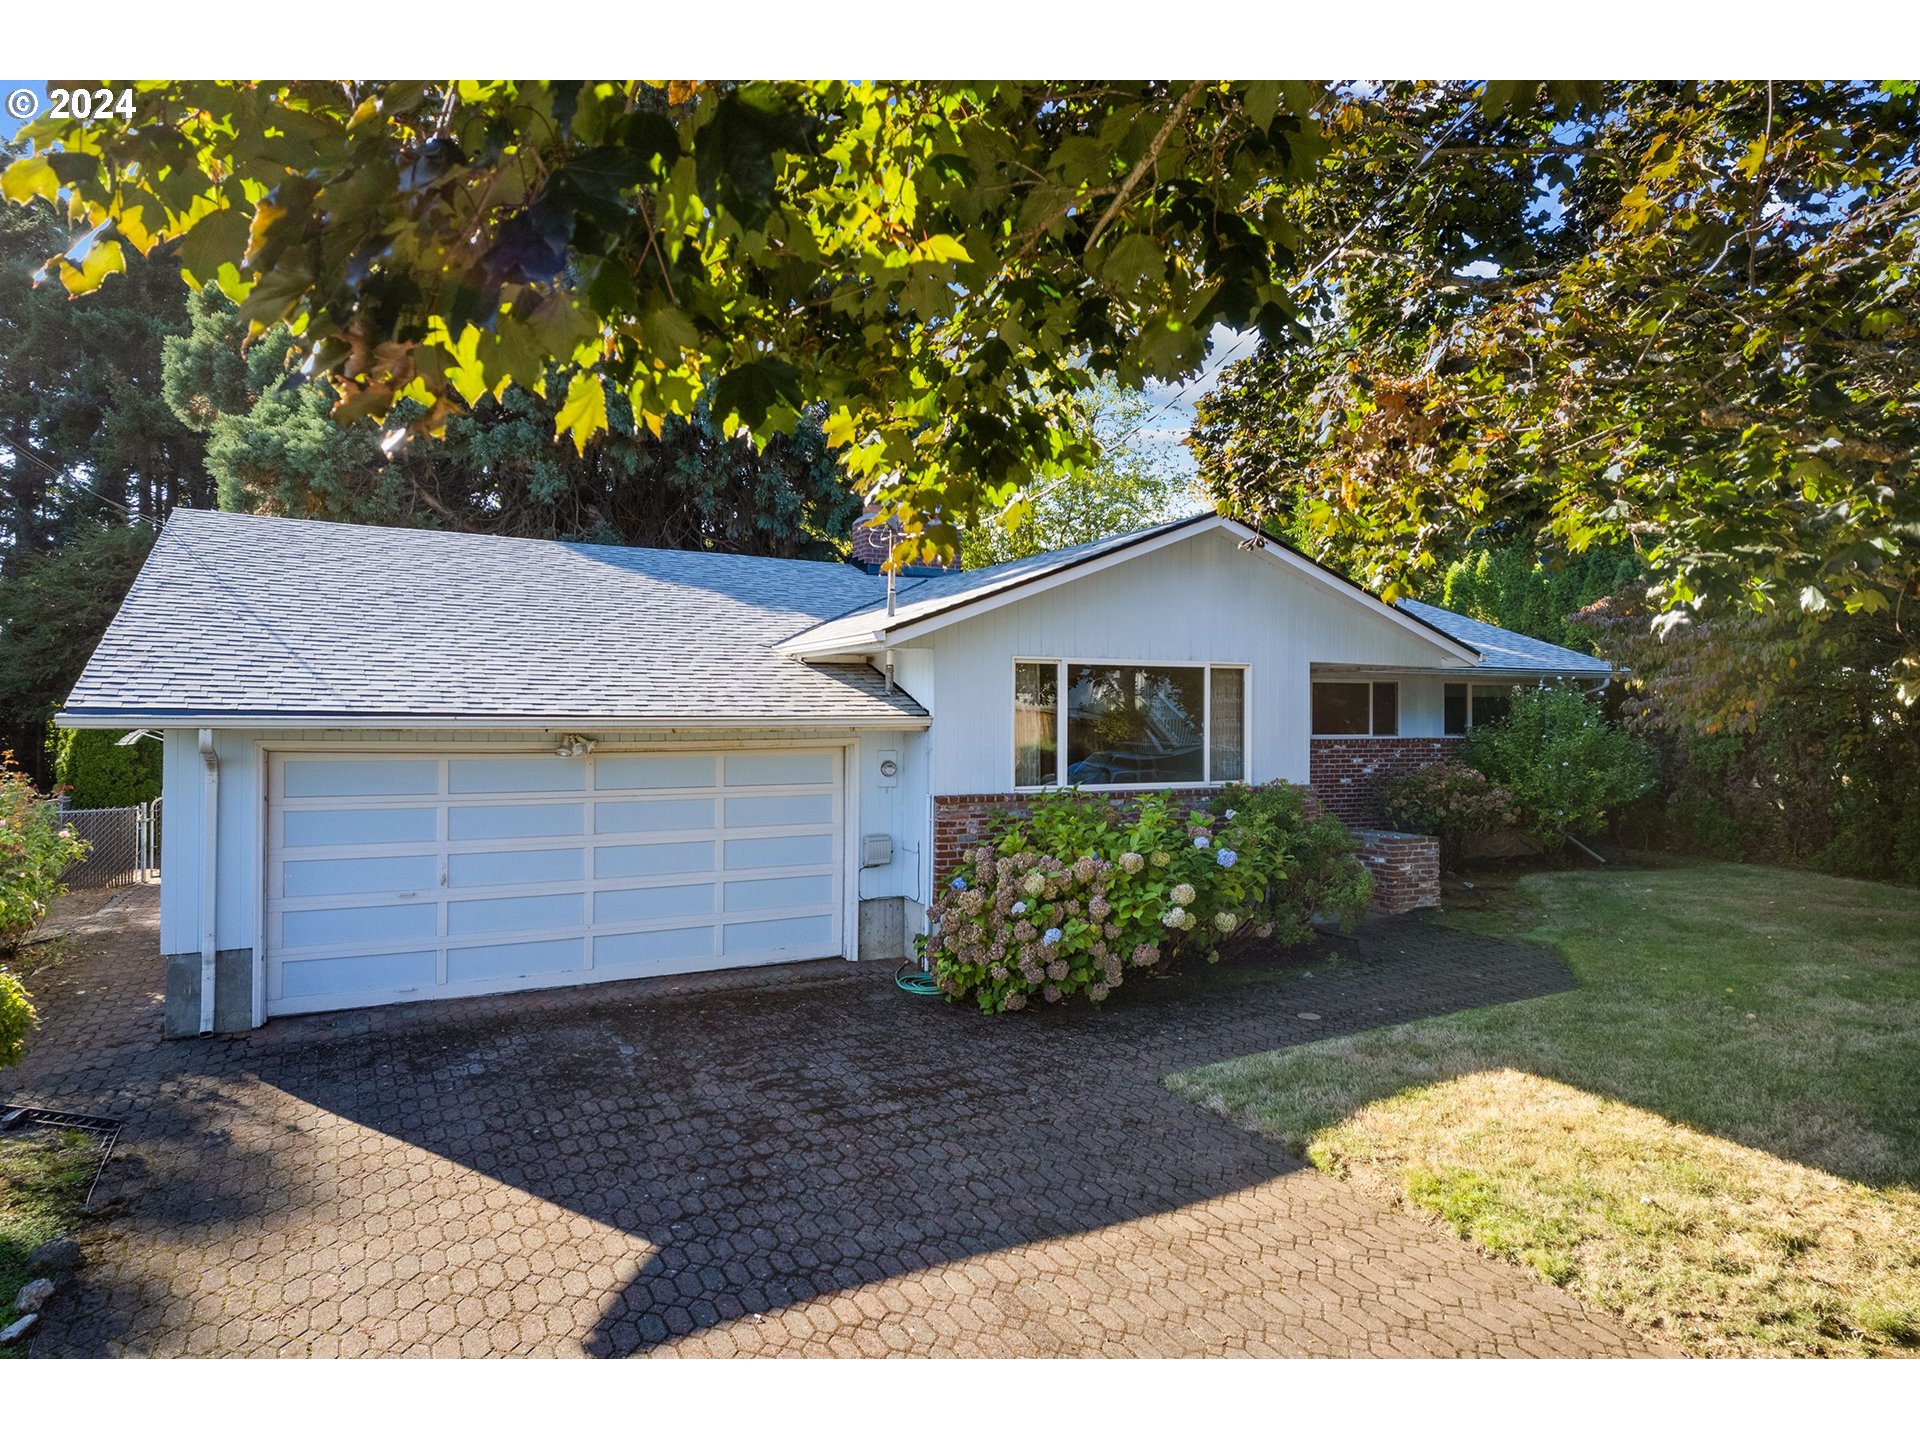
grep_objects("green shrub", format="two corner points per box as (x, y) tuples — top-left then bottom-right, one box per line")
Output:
(1463, 687), (1654, 846)
(0, 968), (36, 1069)
(925, 783), (1371, 1014)
(1213, 781), (1374, 940)
(50, 727), (162, 809)
(0, 751), (89, 959)
(1379, 763), (1520, 868)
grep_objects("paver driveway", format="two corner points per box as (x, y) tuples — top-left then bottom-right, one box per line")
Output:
(9, 887), (1660, 1357)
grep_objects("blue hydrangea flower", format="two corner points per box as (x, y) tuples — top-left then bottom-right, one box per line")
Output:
(1193, 835), (1210, 848)
(949, 875), (969, 891)
(1216, 848), (1237, 868)
(1011, 900), (1027, 916)
(1042, 927), (1063, 946)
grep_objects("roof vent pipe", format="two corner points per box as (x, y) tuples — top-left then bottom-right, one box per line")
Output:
(196, 728), (219, 1036)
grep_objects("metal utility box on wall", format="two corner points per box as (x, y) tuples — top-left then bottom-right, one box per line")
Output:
(861, 832), (893, 868)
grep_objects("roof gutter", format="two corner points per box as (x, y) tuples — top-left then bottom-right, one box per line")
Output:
(55, 710), (931, 732)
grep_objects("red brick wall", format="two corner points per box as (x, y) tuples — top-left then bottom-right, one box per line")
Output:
(932, 787), (1433, 914)
(851, 511), (897, 569)
(1309, 737), (1465, 827)
(932, 788), (1230, 885)
(1355, 829), (1442, 913)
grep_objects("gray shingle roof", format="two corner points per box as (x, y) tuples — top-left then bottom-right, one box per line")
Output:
(1397, 599), (1611, 675)
(64, 509), (1607, 727)
(781, 513), (1221, 654)
(61, 510), (926, 726)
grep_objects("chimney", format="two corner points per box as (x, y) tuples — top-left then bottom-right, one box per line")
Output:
(850, 501), (963, 575)
(850, 502), (897, 573)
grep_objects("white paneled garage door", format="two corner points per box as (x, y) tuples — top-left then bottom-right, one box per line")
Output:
(264, 748), (845, 1016)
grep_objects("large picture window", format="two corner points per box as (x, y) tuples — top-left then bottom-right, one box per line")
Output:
(1311, 680), (1400, 737)
(1014, 662), (1246, 789)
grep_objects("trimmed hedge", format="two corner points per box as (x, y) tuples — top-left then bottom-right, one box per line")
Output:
(50, 727), (162, 810)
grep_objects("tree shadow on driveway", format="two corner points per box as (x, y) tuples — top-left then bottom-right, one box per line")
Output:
(20, 906), (1584, 1357)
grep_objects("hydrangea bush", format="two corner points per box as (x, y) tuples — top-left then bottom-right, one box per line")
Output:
(925, 783), (1372, 1013)
(0, 969), (35, 1070)
(1378, 763), (1520, 869)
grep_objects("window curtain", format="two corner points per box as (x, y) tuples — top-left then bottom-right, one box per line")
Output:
(1209, 668), (1245, 782)
(1014, 662), (1058, 786)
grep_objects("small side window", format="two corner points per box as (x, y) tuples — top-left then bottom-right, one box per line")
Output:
(1444, 683), (1468, 736)
(1372, 682), (1400, 738)
(1472, 685), (1515, 730)
(1014, 662), (1059, 787)
(1312, 682), (1372, 736)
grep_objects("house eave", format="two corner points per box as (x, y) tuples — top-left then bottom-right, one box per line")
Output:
(53, 709), (932, 732)
(1310, 662), (1614, 680)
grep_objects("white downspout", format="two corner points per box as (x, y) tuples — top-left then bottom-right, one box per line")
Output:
(197, 728), (219, 1036)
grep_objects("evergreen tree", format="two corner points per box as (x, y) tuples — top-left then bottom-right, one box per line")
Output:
(1439, 543), (1640, 655)
(0, 150), (212, 559)
(162, 290), (862, 557)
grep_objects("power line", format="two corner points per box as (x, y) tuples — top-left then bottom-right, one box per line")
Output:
(1021, 88), (1482, 510)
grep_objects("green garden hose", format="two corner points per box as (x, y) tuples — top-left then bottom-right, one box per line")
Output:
(894, 962), (942, 996)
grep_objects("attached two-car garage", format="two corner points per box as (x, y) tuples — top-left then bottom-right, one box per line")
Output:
(262, 748), (848, 1017)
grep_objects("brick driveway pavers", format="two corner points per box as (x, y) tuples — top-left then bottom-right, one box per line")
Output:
(10, 887), (1662, 1357)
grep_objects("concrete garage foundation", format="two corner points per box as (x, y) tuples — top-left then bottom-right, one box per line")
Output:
(857, 896), (908, 962)
(163, 950), (253, 1037)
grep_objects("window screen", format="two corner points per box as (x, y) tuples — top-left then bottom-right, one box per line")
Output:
(1371, 682), (1399, 737)
(1472, 685), (1514, 730)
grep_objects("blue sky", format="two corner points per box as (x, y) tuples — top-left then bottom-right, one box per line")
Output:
(1132, 325), (1258, 476)
(1, 80), (50, 139)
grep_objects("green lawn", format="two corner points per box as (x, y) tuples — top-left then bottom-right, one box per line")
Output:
(0, 1126), (99, 1358)
(1167, 863), (1920, 1357)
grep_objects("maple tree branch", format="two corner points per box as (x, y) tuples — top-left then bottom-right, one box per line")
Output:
(1084, 80), (1206, 252)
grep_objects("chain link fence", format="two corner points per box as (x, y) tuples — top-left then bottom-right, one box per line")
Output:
(56, 800), (160, 890)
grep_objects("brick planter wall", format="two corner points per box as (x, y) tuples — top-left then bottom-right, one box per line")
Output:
(932, 788), (1439, 916)
(1355, 829), (1442, 913)
(931, 788), (1226, 884)
(1309, 737), (1465, 827)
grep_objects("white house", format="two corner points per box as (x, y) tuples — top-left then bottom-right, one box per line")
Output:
(59, 508), (1608, 1035)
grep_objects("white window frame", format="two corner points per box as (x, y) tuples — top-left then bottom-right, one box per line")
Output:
(1010, 658), (1252, 793)
(1443, 681), (1521, 736)
(1310, 679), (1401, 739)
